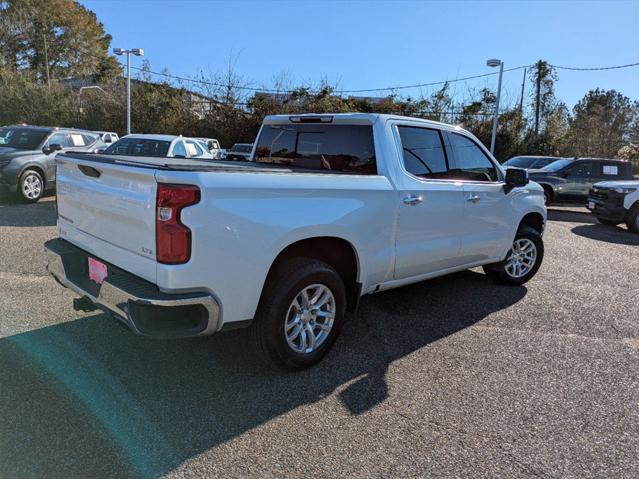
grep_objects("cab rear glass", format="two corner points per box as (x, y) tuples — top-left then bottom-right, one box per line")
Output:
(254, 124), (377, 174)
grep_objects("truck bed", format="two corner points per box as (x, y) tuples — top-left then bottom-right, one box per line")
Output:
(62, 152), (303, 174)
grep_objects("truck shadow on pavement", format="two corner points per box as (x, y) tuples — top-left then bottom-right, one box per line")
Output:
(0, 270), (526, 478)
(571, 224), (639, 246)
(0, 195), (57, 227)
(547, 207), (598, 224)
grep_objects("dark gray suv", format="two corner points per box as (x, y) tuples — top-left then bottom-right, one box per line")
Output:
(0, 125), (103, 203)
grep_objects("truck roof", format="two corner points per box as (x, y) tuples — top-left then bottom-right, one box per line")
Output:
(121, 133), (180, 142)
(263, 113), (464, 132)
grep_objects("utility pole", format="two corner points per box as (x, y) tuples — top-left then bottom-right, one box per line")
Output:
(43, 32), (50, 89)
(534, 62), (541, 135)
(518, 67), (526, 114)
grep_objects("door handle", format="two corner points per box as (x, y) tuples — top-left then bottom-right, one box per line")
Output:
(467, 194), (481, 203)
(402, 194), (423, 206)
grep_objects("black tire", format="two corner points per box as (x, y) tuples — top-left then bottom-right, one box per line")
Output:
(18, 169), (44, 203)
(483, 226), (544, 286)
(626, 205), (639, 233)
(249, 257), (346, 370)
(542, 187), (553, 206)
(597, 218), (620, 226)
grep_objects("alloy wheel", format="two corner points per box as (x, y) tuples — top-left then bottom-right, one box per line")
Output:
(22, 173), (42, 200)
(284, 283), (336, 354)
(505, 238), (537, 279)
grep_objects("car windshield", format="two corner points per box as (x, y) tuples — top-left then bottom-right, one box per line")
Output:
(0, 127), (49, 150)
(541, 159), (573, 171)
(504, 157), (536, 168)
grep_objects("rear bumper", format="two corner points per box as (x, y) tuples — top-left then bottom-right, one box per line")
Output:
(44, 238), (221, 338)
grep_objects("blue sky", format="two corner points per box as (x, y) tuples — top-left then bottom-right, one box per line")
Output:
(82, 0), (639, 109)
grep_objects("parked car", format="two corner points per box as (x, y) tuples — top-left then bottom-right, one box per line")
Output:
(0, 125), (103, 202)
(503, 155), (569, 170)
(528, 158), (634, 205)
(94, 131), (120, 145)
(587, 180), (639, 232)
(226, 143), (253, 161)
(45, 113), (545, 369)
(102, 134), (212, 160)
(196, 137), (225, 159)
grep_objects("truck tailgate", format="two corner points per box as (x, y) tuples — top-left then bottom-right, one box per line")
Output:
(56, 154), (158, 282)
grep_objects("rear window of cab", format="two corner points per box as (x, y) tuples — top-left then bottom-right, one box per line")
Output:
(254, 124), (377, 174)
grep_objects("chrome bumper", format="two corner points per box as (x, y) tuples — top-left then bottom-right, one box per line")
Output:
(44, 238), (220, 338)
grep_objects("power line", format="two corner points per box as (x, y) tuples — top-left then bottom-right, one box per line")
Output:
(549, 61), (639, 71)
(128, 64), (530, 94)
(130, 59), (639, 96)
(339, 66), (529, 93)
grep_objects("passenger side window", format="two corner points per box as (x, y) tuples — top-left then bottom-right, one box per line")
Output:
(48, 133), (71, 148)
(449, 133), (498, 182)
(397, 126), (449, 179)
(172, 141), (187, 157)
(565, 162), (592, 177)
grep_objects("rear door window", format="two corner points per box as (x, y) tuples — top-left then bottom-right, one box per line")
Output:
(185, 140), (205, 157)
(69, 134), (86, 146)
(601, 163), (620, 177)
(397, 126), (449, 179)
(254, 124), (377, 174)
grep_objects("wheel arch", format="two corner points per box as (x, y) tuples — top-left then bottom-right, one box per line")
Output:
(19, 163), (48, 188)
(518, 212), (545, 235)
(266, 236), (361, 313)
(539, 183), (554, 202)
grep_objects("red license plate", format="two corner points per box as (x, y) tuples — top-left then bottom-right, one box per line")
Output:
(88, 257), (108, 285)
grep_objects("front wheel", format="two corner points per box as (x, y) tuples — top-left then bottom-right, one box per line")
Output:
(19, 169), (44, 203)
(483, 226), (544, 286)
(626, 205), (639, 233)
(249, 258), (346, 369)
(598, 218), (620, 226)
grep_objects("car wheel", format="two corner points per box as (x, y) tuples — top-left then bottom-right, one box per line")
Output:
(626, 205), (639, 233)
(543, 188), (552, 206)
(19, 169), (44, 203)
(597, 218), (620, 226)
(483, 226), (544, 286)
(249, 257), (346, 370)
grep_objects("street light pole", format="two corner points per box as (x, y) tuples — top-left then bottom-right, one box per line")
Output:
(126, 51), (131, 135)
(487, 59), (504, 156)
(113, 47), (144, 135)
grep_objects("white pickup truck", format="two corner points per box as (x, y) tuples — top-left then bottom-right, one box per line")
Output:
(45, 113), (546, 369)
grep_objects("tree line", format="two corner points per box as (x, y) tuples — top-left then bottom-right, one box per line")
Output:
(1, 0), (638, 168)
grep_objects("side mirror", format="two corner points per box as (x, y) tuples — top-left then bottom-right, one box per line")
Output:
(504, 167), (529, 194)
(46, 143), (63, 154)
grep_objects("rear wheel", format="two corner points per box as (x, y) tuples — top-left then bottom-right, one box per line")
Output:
(249, 258), (346, 369)
(483, 226), (544, 286)
(542, 187), (553, 206)
(19, 169), (44, 203)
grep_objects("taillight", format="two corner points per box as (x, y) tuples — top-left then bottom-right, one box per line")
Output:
(156, 184), (200, 264)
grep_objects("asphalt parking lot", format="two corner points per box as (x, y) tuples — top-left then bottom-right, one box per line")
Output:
(1, 195), (638, 478)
